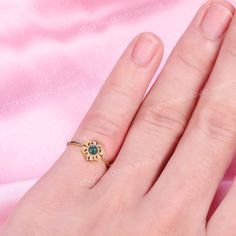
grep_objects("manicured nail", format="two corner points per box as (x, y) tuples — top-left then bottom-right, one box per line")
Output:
(201, 3), (232, 39)
(131, 35), (160, 66)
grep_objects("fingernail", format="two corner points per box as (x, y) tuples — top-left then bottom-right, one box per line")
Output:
(201, 3), (232, 39)
(131, 35), (160, 66)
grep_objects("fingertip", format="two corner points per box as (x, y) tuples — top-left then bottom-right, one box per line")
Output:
(131, 32), (164, 67)
(204, 0), (235, 15)
(135, 32), (164, 51)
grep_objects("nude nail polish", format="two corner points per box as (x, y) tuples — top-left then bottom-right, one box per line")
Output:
(131, 35), (160, 67)
(201, 3), (233, 39)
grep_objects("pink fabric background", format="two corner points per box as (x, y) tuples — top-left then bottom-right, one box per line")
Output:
(1, 0), (236, 230)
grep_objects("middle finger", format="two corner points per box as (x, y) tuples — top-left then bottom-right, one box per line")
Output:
(96, 1), (233, 200)
(149, 2), (236, 222)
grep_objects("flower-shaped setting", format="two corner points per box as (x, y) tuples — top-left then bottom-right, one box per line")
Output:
(81, 140), (104, 161)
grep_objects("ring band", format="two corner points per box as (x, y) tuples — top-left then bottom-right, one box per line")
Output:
(67, 140), (110, 168)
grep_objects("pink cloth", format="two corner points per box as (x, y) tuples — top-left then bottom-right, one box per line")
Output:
(1, 0), (236, 230)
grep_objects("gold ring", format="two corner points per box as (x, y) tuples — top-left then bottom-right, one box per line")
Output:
(67, 140), (110, 168)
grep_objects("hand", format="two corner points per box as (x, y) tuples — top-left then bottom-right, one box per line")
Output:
(2, 1), (236, 235)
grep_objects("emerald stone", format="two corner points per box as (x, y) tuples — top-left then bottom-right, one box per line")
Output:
(88, 145), (98, 155)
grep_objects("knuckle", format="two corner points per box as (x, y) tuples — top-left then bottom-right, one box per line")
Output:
(196, 103), (236, 142)
(174, 48), (206, 76)
(138, 103), (186, 136)
(108, 78), (138, 100)
(85, 112), (122, 139)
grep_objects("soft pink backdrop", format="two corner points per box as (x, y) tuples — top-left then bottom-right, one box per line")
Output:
(1, 0), (236, 230)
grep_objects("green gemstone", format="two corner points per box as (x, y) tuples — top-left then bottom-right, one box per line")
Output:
(88, 145), (98, 155)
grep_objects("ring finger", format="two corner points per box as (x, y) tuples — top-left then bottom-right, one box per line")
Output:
(43, 33), (164, 193)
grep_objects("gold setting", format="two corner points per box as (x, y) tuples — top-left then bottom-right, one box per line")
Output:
(67, 140), (110, 167)
(81, 140), (104, 161)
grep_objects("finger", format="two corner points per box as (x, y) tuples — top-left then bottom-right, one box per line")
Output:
(96, 0), (233, 199)
(148, 3), (236, 222)
(41, 33), (163, 193)
(207, 178), (236, 236)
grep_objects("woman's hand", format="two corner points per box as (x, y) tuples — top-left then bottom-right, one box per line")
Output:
(2, 1), (236, 235)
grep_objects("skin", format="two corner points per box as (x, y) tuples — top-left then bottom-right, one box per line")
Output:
(2, 0), (236, 235)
